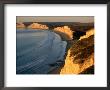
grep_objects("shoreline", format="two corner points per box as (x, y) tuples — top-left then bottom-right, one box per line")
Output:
(48, 40), (74, 74)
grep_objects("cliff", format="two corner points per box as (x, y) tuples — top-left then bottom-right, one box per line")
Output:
(27, 23), (49, 30)
(16, 23), (26, 29)
(23, 22), (94, 31)
(60, 29), (94, 74)
(79, 28), (94, 40)
(54, 26), (74, 40)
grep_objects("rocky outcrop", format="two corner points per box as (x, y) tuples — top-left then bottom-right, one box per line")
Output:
(54, 26), (74, 40)
(79, 28), (94, 40)
(16, 23), (25, 29)
(60, 29), (94, 74)
(27, 23), (49, 30)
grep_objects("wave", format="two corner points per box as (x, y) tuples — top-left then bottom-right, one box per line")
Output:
(16, 30), (67, 74)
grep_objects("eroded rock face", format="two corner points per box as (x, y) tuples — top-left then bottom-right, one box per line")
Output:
(16, 23), (26, 29)
(60, 29), (94, 74)
(27, 23), (49, 30)
(54, 26), (74, 40)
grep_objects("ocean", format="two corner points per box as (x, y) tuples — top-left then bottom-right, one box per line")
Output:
(16, 30), (67, 74)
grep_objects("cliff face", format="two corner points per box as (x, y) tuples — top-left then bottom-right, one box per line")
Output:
(16, 23), (26, 29)
(54, 26), (74, 40)
(27, 23), (49, 30)
(60, 29), (94, 74)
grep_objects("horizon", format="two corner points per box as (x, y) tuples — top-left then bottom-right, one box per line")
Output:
(17, 16), (94, 23)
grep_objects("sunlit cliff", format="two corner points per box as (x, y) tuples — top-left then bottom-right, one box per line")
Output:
(60, 29), (94, 74)
(54, 26), (74, 40)
(79, 28), (94, 40)
(27, 23), (49, 30)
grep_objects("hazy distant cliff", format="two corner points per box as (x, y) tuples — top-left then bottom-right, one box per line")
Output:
(22, 22), (94, 31)
(16, 23), (25, 29)
(27, 23), (49, 30)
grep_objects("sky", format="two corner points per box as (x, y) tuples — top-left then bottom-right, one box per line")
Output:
(17, 16), (94, 23)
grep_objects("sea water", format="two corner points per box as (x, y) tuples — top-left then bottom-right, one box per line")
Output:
(16, 30), (67, 74)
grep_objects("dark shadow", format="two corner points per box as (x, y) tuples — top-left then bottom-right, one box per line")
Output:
(73, 31), (86, 40)
(79, 65), (94, 74)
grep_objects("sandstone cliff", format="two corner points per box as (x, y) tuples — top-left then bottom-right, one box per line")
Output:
(16, 23), (25, 29)
(27, 23), (49, 30)
(54, 26), (74, 40)
(60, 29), (94, 74)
